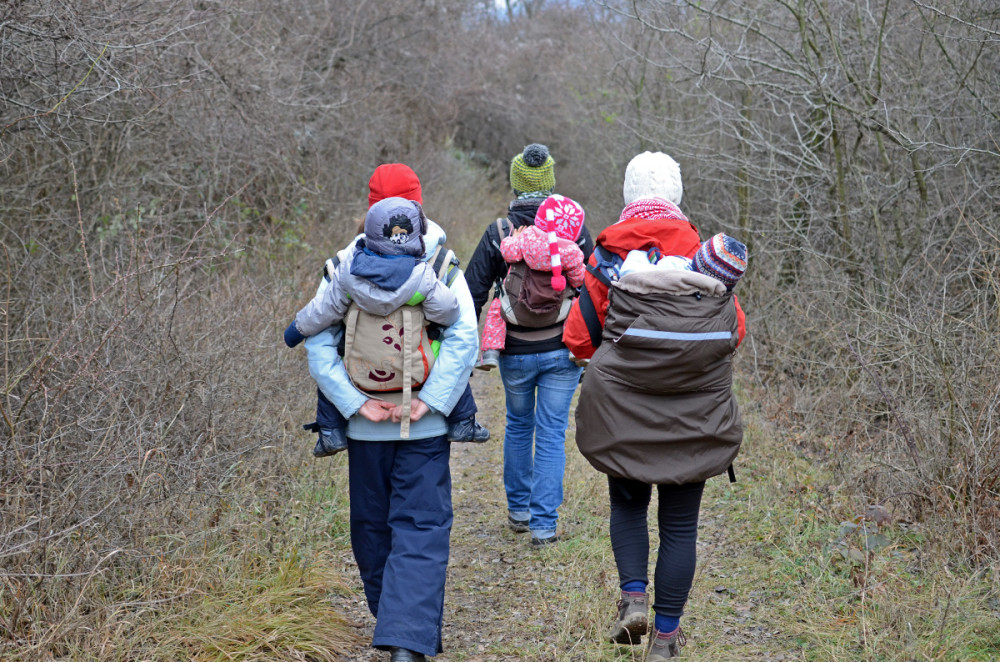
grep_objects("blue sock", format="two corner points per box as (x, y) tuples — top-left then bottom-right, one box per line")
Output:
(621, 581), (646, 594)
(654, 613), (680, 634)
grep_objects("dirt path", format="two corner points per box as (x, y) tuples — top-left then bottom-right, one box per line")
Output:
(335, 374), (798, 661)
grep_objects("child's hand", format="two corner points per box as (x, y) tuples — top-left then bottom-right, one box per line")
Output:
(390, 398), (429, 423)
(358, 399), (394, 422)
(500, 226), (527, 262)
(284, 321), (306, 348)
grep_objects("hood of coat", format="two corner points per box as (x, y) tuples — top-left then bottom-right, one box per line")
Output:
(507, 198), (544, 229)
(334, 216), (448, 316)
(596, 216), (701, 261)
(339, 217), (448, 267)
(339, 245), (438, 316)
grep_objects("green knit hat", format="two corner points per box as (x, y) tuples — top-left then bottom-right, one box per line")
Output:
(509, 143), (556, 194)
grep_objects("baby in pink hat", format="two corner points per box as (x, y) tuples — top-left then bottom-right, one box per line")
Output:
(477, 194), (587, 370)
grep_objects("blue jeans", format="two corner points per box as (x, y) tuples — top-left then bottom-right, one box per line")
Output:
(499, 348), (582, 536)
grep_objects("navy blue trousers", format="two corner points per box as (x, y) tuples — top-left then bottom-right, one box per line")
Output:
(347, 434), (452, 656)
(608, 476), (705, 619)
(316, 384), (477, 431)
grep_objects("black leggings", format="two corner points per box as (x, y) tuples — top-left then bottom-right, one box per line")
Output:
(608, 475), (705, 618)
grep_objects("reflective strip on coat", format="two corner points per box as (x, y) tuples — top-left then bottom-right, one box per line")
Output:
(574, 270), (743, 485)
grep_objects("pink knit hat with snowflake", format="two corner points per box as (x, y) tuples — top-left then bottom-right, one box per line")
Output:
(534, 194), (585, 292)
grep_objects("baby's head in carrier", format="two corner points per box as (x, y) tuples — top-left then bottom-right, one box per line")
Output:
(692, 234), (747, 291)
(618, 234), (747, 291)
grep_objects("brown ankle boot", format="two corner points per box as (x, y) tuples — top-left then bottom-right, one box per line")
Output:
(645, 626), (686, 660)
(608, 590), (648, 644)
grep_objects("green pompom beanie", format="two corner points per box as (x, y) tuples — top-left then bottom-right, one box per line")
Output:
(509, 143), (556, 194)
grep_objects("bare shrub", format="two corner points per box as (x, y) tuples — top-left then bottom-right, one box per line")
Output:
(0, 1), (501, 653)
(588, 0), (1000, 558)
(3, 0), (999, 655)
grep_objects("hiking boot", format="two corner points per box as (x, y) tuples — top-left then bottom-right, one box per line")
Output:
(448, 416), (490, 443)
(530, 534), (559, 547)
(475, 349), (500, 371)
(312, 427), (348, 457)
(645, 627), (686, 660)
(608, 590), (648, 645)
(388, 647), (426, 662)
(507, 513), (530, 533)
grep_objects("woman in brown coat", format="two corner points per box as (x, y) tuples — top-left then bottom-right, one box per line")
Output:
(564, 152), (748, 660)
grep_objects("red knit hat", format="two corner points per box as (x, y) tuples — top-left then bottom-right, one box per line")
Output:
(368, 164), (422, 208)
(534, 194), (585, 292)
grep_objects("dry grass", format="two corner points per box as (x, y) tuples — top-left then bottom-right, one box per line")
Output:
(3, 3), (999, 657)
(3, 463), (360, 662)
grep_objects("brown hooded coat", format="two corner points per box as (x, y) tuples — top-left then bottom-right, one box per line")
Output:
(575, 269), (743, 485)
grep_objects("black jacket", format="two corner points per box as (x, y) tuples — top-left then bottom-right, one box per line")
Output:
(465, 197), (594, 355)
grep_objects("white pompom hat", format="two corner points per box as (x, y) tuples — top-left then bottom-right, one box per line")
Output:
(622, 151), (683, 207)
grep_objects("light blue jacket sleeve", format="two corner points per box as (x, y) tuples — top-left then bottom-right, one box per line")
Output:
(305, 321), (368, 419)
(418, 270), (479, 415)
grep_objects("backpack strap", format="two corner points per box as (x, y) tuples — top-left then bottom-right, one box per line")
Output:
(577, 281), (605, 349)
(492, 218), (513, 294)
(430, 245), (460, 286)
(399, 307), (415, 439)
(492, 217), (512, 250)
(577, 245), (624, 349)
(585, 245), (623, 287)
(323, 255), (341, 282)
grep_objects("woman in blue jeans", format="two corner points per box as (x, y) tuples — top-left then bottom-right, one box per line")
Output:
(464, 144), (593, 545)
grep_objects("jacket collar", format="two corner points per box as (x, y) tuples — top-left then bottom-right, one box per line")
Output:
(596, 216), (702, 260)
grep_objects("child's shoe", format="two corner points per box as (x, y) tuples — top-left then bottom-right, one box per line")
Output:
(448, 417), (490, 443)
(475, 349), (500, 371)
(313, 427), (348, 457)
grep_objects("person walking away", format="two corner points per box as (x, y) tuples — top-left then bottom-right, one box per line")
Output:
(464, 143), (593, 545)
(301, 206), (480, 661)
(289, 164), (488, 457)
(562, 151), (748, 659)
(477, 193), (587, 370)
(284, 197), (463, 444)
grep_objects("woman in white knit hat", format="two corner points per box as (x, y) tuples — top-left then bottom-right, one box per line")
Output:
(564, 151), (748, 660)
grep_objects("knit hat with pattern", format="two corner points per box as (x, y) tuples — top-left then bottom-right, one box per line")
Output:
(622, 151), (683, 207)
(368, 163), (422, 207)
(534, 194), (585, 291)
(364, 197), (426, 257)
(510, 143), (556, 195)
(693, 233), (747, 290)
